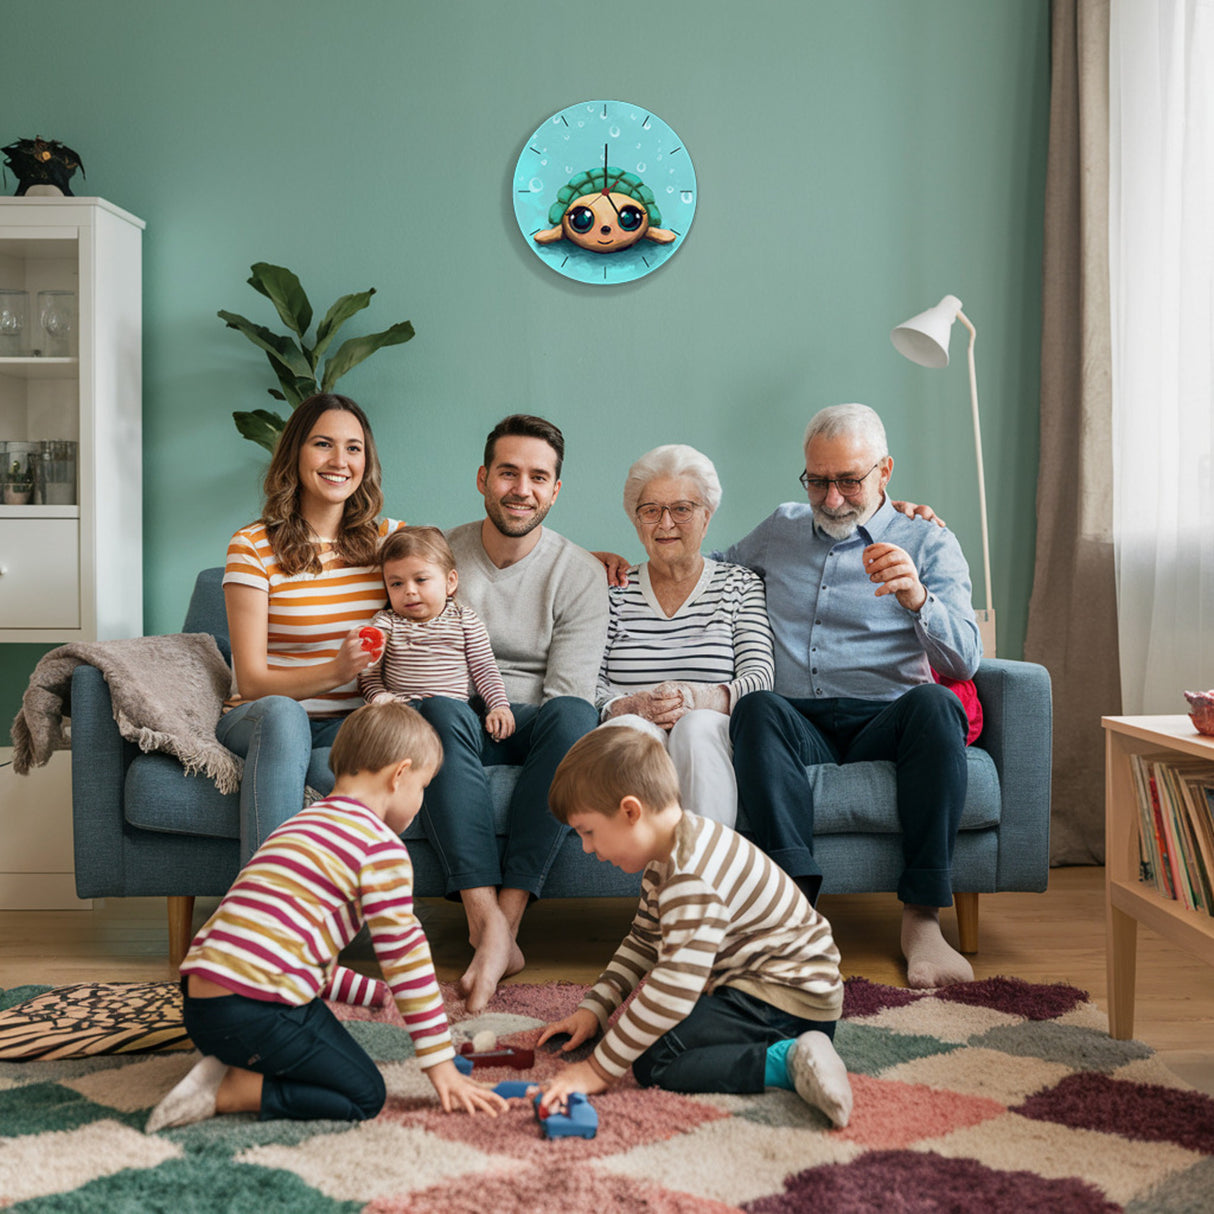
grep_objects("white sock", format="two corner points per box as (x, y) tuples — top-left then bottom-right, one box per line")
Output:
(146, 1055), (228, 1133)
(787, 1030), (853, 1128)
(901, 904), (974, 989)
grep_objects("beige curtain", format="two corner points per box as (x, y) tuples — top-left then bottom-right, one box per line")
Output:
(1024, 0), (1119, 864)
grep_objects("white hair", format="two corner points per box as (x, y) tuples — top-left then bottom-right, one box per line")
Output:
(803, 404), (888, 459)
(622, 444), (722, 518)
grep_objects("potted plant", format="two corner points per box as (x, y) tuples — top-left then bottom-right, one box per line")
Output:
(4, 456), (33, 504)
(220, 263), (415, 452)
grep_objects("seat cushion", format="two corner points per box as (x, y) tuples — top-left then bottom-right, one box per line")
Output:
(806, 747), (1000, 836)
(125, 753), (240, 838)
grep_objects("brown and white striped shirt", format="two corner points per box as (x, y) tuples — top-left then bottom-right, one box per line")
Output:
(582, 812), (844, 1079)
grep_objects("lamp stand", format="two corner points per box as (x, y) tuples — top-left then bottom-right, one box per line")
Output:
(957, 309), (996, 656)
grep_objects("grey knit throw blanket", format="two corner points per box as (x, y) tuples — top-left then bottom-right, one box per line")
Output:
(10, 633), (241, 794)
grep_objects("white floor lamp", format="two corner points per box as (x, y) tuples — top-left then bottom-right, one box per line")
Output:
(891, 294), (996, 656)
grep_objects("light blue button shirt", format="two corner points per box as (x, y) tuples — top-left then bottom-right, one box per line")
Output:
(721, 496), (982, 701)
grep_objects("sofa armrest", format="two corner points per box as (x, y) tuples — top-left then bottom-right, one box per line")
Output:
(70, 664), (138, 898)
(973, 657), (1053, 889)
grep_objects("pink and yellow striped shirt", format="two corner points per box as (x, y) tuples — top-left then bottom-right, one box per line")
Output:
(180, 795), (454, 1069)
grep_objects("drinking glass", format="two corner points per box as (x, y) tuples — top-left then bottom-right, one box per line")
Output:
(37, 290), (75, 357)
(39, 438), (77, 504)
(0, 290), (29, 356)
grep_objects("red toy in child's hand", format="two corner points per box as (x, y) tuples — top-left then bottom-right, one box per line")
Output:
(359, 626), (384, 653)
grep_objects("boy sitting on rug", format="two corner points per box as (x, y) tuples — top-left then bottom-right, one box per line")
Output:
(147, 701), (505, 1131)
(537, 726), (853, 1128)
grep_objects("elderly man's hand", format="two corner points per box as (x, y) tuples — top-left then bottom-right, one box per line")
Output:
(863, 542), (928, 612)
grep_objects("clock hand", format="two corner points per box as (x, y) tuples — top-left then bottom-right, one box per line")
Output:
(599, 143), (623, 218)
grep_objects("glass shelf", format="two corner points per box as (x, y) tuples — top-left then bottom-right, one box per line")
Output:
(0, 357), (78, 381)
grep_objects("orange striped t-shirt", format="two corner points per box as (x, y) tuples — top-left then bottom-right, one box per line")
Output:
(223, 518), (402, 717)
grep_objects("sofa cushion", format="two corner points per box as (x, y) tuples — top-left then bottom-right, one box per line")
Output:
(125, 753), (241, 838)
(807, 747), (1000, 836)
(127, 746), (999, 842)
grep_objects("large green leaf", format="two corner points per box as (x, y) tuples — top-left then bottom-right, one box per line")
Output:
(247, 263), (313, 340)
(320, 321), (415, 391)
(313, 289), (374, 361)
(218, 311), (313, 380)
(233, 408), (286, 452)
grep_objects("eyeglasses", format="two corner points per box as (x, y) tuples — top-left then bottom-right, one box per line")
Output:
(799, 462), (881, 496)
(635, 500), (703, 525)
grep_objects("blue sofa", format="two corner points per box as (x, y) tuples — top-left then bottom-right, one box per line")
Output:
(70, 568), (1052, 965)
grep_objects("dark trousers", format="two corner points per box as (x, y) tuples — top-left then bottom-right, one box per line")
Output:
(182, 988), (385, 1122)
(633, 986), (837, 1094)
(729, 684), (968, 907)
(415, 694), (598, 896)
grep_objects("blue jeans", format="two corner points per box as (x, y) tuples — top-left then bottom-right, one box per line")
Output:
(730, 684), (968, 907)
(415, 695), (597, 896)
(215, 697), (344, 864)
(632, 985), (836, 1094)
(182, 986), (385, 1121)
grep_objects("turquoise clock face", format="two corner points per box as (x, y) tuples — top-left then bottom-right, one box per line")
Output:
(513, 100), (696, 285)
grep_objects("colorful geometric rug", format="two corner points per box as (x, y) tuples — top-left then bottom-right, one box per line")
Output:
(2, 976), (1213, 1212)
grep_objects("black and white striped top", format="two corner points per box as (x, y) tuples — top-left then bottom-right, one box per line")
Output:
(596, 559), (775, 713)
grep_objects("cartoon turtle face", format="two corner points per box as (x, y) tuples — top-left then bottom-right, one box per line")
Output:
(562, 191), (653, 252)
(532, 163), (677, 253)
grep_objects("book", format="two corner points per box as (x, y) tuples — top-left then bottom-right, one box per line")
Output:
(1128, 753), (1214, 917)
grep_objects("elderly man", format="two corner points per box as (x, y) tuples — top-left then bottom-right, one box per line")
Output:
(725, 404), (981, 988)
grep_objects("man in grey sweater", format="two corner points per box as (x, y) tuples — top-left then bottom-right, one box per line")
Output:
(417, 415), (607, 1012)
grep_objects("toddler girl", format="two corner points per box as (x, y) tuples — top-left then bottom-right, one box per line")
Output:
(359, 526), (515, 740)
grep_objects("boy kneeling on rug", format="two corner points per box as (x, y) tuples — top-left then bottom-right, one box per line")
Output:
(147, 701), (506, 1132)
(537, 727), (853, 1128)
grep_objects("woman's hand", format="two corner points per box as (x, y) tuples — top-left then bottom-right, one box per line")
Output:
(592, 551), (632, 588)
(605, 688), (685, 730)
(426, 1059), (507, 1115)
(890, 499), (947, 528)
(334, 625), (382, 684)
(485, 706), (515, 741)
(537, 1006), (600, 1053)
(654, 681), (730, 715)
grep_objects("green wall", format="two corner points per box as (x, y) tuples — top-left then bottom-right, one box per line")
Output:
(1, 0), (1048, 727)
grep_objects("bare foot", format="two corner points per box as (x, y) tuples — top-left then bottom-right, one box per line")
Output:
(459, 912), (525, 1013)
(901, 903), (974, 989)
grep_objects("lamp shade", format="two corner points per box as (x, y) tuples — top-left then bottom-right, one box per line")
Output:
(890, 294), (963, 368)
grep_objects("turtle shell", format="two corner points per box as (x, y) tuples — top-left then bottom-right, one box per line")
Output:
(548, 167), (663, 227)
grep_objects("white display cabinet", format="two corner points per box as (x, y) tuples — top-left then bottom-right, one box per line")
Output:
(0, 197), (143, 641)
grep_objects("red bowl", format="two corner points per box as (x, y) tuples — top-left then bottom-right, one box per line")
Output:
(1185, 692), (1214, 736)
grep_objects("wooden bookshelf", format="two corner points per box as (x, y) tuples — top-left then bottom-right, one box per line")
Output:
(1104, 715), (1214, 1038)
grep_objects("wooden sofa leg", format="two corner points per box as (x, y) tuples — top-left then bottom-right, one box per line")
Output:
(167, 896), (195, 968)
(954, 891), (979, 954)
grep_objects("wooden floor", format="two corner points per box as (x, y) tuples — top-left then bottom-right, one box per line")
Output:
(2, 866), (1211, 1093)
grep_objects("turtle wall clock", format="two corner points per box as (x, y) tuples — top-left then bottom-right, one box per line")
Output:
(513, 100), (696, 285)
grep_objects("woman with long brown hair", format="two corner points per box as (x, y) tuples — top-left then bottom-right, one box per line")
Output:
(216, 393), (403, 861)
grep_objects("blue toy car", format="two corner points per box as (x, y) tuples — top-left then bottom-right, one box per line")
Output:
(534, 1091), (598, 1139)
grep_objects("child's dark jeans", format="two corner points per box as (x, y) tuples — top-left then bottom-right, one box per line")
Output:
(632, 985), (837, 1094)
(182, 984), (386, 1121)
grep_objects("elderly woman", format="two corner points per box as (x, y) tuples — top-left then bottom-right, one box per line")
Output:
(597, 444), (775, 825)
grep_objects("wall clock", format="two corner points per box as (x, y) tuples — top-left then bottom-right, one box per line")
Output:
(513, 100), (696, 285)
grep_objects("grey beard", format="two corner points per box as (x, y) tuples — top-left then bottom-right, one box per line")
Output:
(813, 510), (859, 540)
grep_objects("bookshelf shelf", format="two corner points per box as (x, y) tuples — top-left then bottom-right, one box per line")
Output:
(1103, 714), (1214, 1039)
